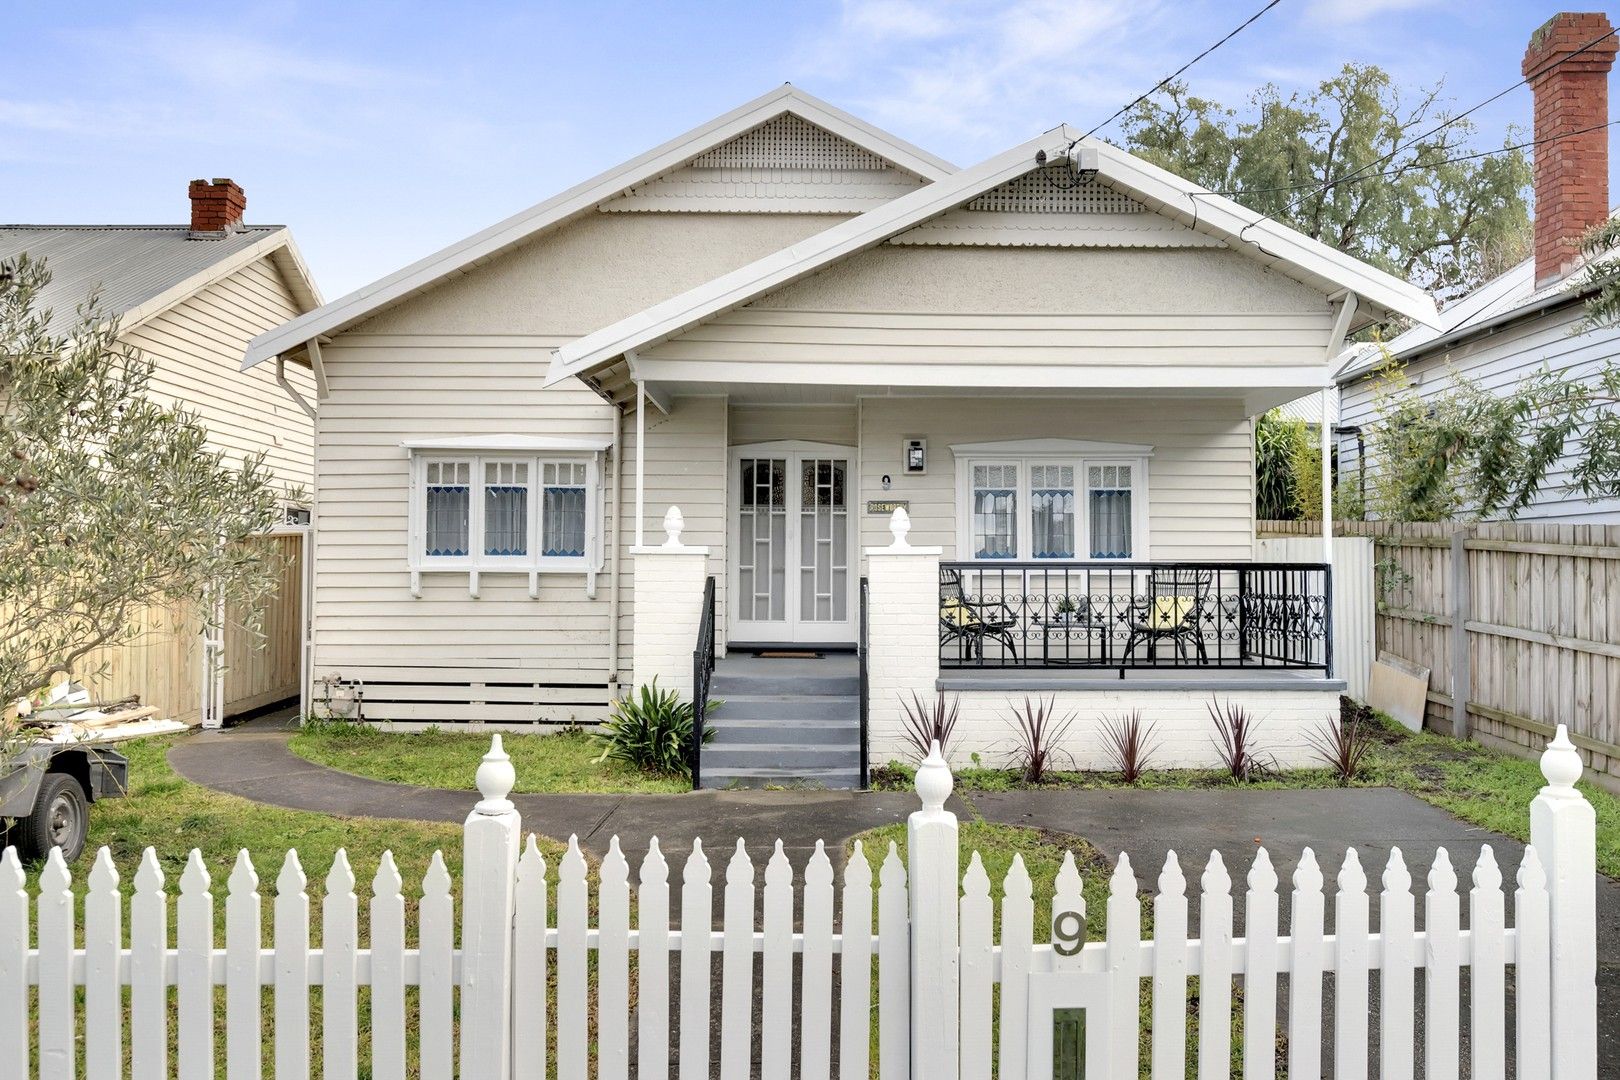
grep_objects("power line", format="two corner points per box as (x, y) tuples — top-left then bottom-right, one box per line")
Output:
(1235, 23), (1620, 246)
(1071, 0), (1286, 145)
(1188, 117), (1620, 202)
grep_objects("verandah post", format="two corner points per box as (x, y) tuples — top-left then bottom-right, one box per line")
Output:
(908, 742), (959, 1080)
(461, 735), (521, 1080)
(1531, 724), (1597, 1080)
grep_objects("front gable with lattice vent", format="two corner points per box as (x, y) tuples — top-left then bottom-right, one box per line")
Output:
(602, 114), (927, 214)
(891, 164), (1223, 248)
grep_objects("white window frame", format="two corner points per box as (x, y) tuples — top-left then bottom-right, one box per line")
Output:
(404, 436), (607, 596)
(951, 439), (1151, 562)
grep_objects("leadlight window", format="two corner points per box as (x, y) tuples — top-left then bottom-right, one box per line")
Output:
(483, 461), (529, 557)
(1087, 464), (1133, 559)
(413, 452), (597, 573)
(958, 451), (1146, 561)
(971, 463), (1018, 559)
(1030, 464), (1075, 559)
(542, 461), (588, 558)
(424, 461), (471, 558)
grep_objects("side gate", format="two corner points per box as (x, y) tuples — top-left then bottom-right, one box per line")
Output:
(2, 727), (1599, 1079)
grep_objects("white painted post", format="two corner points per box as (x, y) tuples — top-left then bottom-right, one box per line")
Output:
(630, 506), (711, 700)
(865, 509), (942, 764)
(1531, 724), (1598, 1080)
(460, 735), (521, 1080)
(908, 741), (959, 1080)
(1321, 382), (1334, 566)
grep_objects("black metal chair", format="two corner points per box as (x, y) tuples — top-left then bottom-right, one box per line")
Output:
(939, 567), (1019, 661)
(1123, 568), (1213, 663)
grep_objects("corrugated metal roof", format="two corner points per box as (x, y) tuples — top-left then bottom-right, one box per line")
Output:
(0, 225), (287, 334)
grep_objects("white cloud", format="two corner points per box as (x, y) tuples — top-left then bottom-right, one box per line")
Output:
(795, 0), (1161, 147)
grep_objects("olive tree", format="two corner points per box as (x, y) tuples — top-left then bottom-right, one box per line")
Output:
(0, 254), (291, 758)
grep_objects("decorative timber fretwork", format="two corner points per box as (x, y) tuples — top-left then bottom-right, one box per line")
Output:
(602, 114), (926, 214)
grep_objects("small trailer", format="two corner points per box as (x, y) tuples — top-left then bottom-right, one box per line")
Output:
(0, 742), (129, 862)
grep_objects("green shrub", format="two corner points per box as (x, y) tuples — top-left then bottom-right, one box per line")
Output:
(593, 679), (716, 777)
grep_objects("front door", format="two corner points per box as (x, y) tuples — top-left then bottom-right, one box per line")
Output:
(730, 444), (855, 644)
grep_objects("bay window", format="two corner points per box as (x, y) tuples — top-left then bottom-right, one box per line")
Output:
(954, 440), (1149, 561)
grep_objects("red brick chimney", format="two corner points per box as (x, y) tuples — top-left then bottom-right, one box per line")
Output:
(1523, 12), (1618, 286)
(188, 178), (246, 237)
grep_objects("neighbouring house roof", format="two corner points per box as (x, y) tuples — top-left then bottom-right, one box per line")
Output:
(240, 85), (956, 370)
(547, 129), (1441, 386)
(0, 224), (321, 336)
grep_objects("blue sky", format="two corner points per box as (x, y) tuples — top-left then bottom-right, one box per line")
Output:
(3, 1), (1604, 297)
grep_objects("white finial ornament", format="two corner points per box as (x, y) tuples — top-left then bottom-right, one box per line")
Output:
(662, 506), (685, 548)
(1540, 723), (1583, 793)
(914, 738), (953, 811)
(888, 507), (912, 550)
(475, 733), (516, 814)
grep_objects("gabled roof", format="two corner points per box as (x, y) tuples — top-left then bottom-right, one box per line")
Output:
(548, 128), (1441, 385)
(242, 85), (956, 370)
(0, 225), (321, 335)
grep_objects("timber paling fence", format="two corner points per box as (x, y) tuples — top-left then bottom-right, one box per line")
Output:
(1260, 518), (1620, 780)
(3, 731), (1601, 1079)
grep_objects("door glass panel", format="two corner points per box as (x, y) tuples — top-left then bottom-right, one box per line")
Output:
(739, 458), (787, 622)
(799, 458), (848, 622)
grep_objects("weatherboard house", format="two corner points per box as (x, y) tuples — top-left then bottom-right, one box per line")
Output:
(245, 87), (1435, 787)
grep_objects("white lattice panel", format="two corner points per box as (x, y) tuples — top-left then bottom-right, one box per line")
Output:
(967, 166), (1145, 214)
(693, 113), (893, 171)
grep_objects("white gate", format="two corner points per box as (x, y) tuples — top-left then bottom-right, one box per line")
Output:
(2, 728), (1599, 1079)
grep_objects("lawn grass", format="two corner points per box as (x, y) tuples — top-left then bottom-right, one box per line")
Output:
(874, 710), (1620, 879)
(288, 723), (688, 795)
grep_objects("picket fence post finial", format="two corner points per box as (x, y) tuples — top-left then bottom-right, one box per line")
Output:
(475, 734), (516, 815)
(1540, 723), (1583, 794)
(915, 739), (953, 812)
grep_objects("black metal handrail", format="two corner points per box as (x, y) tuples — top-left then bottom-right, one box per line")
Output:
(858, 576), (870, 790)
(690, 575), (717, 790)
(939, 560), (1332, 673)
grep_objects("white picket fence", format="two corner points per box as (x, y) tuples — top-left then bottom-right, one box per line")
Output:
(0, 726), (1601, 1079)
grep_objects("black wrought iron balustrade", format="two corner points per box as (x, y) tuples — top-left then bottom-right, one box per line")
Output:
(938, 561), (1331, 673)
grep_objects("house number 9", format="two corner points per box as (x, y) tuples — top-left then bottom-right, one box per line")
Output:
(1053, 911), (1087, 956)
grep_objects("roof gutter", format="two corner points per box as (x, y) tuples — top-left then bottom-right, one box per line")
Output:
(1337, 286), (1591, 385)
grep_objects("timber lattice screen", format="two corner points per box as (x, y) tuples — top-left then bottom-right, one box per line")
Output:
(1258, 519), (1620, 780)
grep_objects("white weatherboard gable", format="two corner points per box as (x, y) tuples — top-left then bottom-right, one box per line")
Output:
(242, 85), (955, 370)
(548, 130), (1440, 386)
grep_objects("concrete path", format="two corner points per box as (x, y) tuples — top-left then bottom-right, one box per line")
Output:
(169, 715), (1620, 1070)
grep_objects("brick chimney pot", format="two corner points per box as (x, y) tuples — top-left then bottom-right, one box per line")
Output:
(188, 178), (246, 237)
(1523, 12), (1618, 285)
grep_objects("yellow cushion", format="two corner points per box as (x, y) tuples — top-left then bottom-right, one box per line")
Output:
(941, 598), (980, 628)
(1147, 596), (1195, 630)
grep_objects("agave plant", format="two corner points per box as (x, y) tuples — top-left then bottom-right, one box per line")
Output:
(593, 678), (716, 777)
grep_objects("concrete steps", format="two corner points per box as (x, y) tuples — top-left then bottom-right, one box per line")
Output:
(699, 654), (862, 790)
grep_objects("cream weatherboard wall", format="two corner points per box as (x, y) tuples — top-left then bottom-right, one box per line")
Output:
(123, 254), (314, 495)
(638, 245), (1337, 381)
(308, 212), (845, 724)
(70, 253), (314, 723)
(856, 396), (1255, 560)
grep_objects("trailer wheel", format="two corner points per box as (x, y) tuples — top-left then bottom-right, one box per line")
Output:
(18, 774), (89, 863)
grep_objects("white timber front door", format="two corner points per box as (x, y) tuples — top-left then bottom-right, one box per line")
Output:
(728, 442), (856, 645)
